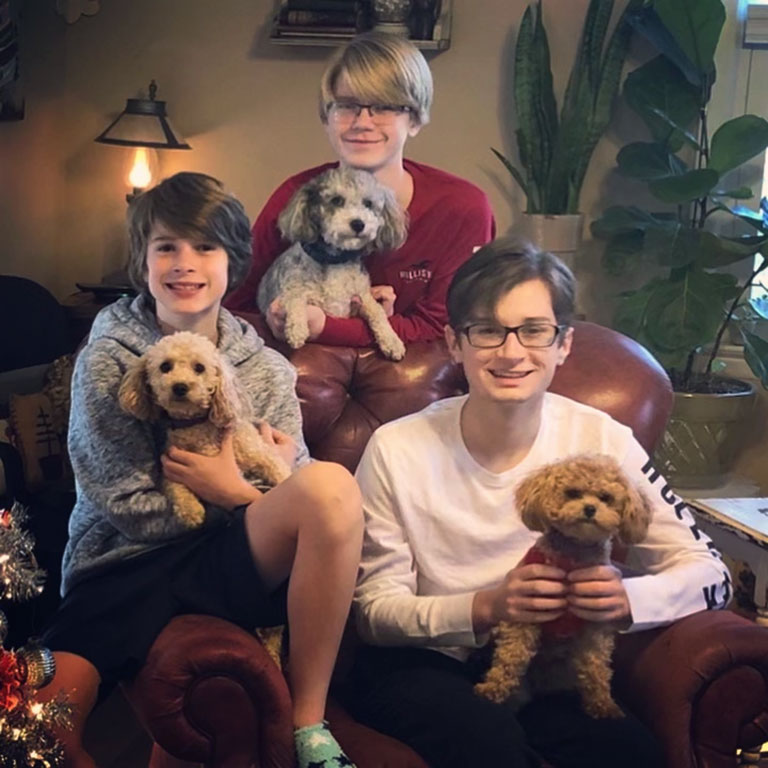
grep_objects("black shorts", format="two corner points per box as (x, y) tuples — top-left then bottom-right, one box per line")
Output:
(42, 508), (287, 694)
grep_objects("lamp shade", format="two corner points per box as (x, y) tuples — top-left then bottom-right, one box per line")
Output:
(94, 80), (191, 149)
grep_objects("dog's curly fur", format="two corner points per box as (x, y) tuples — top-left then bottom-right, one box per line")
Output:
(118, 331), (292, 528)
(474, 454), (653, 718)
(257, 167), (408, 360)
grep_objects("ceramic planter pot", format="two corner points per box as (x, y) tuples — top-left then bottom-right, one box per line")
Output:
(654, 382), (757, 489)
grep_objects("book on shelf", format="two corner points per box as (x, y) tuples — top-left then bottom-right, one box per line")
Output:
(686, 496), (768, 543)
(283, 0), (359, 11)
(274, 24), (357, 37)
(279, 9), (358, 26)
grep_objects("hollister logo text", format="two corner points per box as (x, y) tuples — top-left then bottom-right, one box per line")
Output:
(399, 260), (433, 283)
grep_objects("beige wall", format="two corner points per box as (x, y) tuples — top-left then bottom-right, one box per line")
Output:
(0, 0), (762, 314)
(2, 0), (631, 306)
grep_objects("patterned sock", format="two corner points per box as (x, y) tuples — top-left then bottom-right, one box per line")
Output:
(294, 721), (356, 768)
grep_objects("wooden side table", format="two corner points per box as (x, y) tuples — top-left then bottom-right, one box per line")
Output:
(687, 497), (768, 626)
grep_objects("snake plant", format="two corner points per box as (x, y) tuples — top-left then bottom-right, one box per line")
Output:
(493, 0), (636, 215)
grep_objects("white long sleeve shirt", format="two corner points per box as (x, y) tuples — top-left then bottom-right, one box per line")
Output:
(354, 394), (731, 661)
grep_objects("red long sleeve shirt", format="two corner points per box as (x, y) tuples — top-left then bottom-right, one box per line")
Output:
(225, 159), (495, 345)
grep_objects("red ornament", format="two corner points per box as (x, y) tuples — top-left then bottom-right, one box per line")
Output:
(0, 648), (25, 712)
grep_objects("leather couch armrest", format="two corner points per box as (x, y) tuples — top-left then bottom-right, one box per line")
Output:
(614, 610), (768, 768)
(123, 614), (294, 768)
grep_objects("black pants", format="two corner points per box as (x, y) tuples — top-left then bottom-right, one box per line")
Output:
(338, 645), (664, 768)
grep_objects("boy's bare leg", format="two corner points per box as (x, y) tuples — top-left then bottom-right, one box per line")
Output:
(244, 461), (363, 726)
(37, 651), (101, 768)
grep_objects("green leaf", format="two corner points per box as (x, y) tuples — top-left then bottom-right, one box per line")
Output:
(617, 142), (687, 180)
(709, 115), (768, 175)
(712, 187), (753, 200)
(698, 231), (766, 268)
(643, 224), (695, 268)
(710, 201), (768, 234)
(614, 283), (657, 341)
(649, 168), (719, 204)
(653, 0), (725, 79)
(644, 269), (733, 354)
(602, 230), (645, 276)
(623, 56), (702, 151)
(743, 330), (768, 388)
(590, 205), (661, 238)
(491, 148), (530, 200)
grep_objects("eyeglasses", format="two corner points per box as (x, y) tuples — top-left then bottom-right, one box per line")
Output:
(327, 101), (412, 125)
(461, 322), (567, 349)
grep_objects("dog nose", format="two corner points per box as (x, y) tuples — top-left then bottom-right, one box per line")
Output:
(583, 504), (597, 518)
(172, 383), (189, 398)
(349, 218), (365, 234)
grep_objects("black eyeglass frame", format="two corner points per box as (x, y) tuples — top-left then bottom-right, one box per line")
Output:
(326, 101), (413, 120)
(460, 322), (569, 349)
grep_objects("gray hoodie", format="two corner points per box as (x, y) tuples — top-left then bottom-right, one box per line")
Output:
(62, 295), (310, 595)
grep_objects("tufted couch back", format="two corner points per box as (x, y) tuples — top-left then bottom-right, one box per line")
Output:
(275, 320), (674, 471)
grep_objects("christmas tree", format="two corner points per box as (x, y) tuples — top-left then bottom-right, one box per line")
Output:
(0, 502), (72, 767)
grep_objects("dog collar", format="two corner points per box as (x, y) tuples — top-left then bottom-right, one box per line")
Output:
(301, 240), (367, 265)
(166, 414), (211, 429)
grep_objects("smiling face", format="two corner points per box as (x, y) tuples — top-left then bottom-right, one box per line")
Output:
(145, 221), (229, 337)
(445, 279), (573, 409)
(324, 75), (421, 175)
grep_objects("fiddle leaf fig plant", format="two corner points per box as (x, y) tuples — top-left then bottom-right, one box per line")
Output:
(591, 0), (768, 392)
(492, 0), (637, 215)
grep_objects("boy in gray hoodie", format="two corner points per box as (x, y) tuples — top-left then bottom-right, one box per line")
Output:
(41, 172), (362, 768)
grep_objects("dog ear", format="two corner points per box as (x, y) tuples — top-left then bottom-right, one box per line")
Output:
(374, 187), (408, 251)
(118, 357), (156, 421)
(618, 481), (653, 545)
(278, 182), (321, 244)
(210, 359), (242, 428)
(515, 469), (551, 533)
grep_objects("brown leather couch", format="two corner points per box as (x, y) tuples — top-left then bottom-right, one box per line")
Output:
(123, 321), (768, 768)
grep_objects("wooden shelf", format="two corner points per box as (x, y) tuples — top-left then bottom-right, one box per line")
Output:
(269, 0), (451, 51)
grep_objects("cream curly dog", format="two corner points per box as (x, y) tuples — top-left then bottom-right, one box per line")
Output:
(257, 166), (408, 360)
(475, 454), (653, 718)
(118, 331), (292, 528)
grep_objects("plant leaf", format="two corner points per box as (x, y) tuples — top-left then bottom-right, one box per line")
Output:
(644, 269), (734, 354)
(491, 147), (530, 200)
(623, 56), (702, 151)
(710, 201), (768, 233)
(602, 230), (645, 276)
(709, 115), (768, 175)
(617, 142), (687, 180)
(590, 205), (662, 238)
(712, 187), (753, 200)
(653, 0), (725, 80)
(743, 330), (768, 388)
(649, 168), (719, 204)
(698, 231), (767, 268)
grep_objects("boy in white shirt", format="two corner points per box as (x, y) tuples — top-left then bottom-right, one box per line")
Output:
(343, 238), (731, 768)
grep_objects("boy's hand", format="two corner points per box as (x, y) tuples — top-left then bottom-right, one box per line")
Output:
(370, 285), (397, 317)
(256, 422), (298, 468)
(162, 431), (261, 510)
(566, 565), (631, 624)
(472, 563), (568, 635)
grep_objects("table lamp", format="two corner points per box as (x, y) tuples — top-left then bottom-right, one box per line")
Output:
(95, 79), (191, 202)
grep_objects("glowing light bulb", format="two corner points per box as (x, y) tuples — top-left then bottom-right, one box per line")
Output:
(129, 148), (152, 190)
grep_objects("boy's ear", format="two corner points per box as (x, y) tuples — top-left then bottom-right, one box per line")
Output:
(118, 358), (156, 421)
(444, 325), (462, 364)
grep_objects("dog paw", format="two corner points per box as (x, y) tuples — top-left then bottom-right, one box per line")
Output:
(380, 336), (406, 361)
(474, 680), (512, 704)
(583, 697), (625, 719)
(177, 501), (205, 528)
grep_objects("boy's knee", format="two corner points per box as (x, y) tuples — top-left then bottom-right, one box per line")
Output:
(293, 461), (363, 535)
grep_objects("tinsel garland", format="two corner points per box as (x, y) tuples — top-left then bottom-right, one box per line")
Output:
(0, 504), (72, 766)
